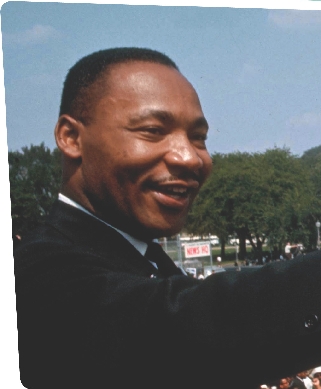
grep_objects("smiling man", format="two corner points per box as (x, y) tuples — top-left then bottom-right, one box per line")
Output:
(14, 48), (321, 389)
(55, 54), (212, 240)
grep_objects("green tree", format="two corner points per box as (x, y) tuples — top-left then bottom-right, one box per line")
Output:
(9, 143), (62, 237)
(259, 148), (315, 253)
(301, 145), (321, 162)
(185, 152), (243, 260)
(300, 145), (321, 248)
(185, 148), (316, 263)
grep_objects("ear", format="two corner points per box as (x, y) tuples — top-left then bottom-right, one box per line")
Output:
(55, 115), (83, 159)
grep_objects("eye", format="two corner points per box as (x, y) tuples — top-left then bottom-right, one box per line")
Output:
(193, 133), (207, 141)
(139, 127), (166, 139)
(190, 131), (208, 148)
(144, 127), (162, 135)
(190, 128), (208, 141)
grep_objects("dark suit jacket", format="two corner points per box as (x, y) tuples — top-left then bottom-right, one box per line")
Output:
(14, 201), (321, 388)
(289, 376), (309, 389)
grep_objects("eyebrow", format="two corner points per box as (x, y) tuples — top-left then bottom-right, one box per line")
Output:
(127, 109), (209, 130)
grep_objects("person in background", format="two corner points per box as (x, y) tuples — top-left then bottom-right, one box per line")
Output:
(289, 372), (312, 389)
(285, 242), (297, 260)
(311, 368), (321, 380)
(302, 371), (313, 389)
(263, 376), (291, 389)
(311, 368), (321, 389)
(277, 378), (291, 389)
(312, 374), (321, 389)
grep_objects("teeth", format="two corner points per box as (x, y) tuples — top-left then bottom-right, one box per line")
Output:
(172, 187), (187, 193)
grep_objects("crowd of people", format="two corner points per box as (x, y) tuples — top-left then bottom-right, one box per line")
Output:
(258, 367), (321, 389)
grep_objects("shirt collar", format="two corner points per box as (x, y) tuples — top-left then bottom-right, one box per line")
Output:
(58, 193), (148, 256)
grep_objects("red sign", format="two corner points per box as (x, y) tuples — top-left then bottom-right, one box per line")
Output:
(184, 241), (211, 258)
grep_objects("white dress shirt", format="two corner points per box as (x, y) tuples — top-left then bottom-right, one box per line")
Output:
(58, 193), (159, 267)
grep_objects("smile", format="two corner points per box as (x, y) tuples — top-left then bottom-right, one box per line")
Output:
(149, 183), (197, 210)
(161, 186), (189, 198)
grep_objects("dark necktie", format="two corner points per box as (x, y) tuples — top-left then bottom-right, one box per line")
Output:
(145, 242), (184, 277)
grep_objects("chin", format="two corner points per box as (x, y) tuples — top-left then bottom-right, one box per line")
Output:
(133, 212), (186, 239)
(149, 223), (184, 239)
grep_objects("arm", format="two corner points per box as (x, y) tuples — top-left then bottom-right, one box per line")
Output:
(15, 244), (321, 388)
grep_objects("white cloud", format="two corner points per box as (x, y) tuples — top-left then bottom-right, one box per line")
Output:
(3, 25), (61, 46)
(268, 9), (321, 29)
(286, 111), (321, 128)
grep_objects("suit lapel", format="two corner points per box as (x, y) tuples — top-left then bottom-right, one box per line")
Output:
(46, 201), (157, 277)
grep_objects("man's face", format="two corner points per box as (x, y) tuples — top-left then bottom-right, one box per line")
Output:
(78, 61), (212, 239)
(279, 378), (289, 389)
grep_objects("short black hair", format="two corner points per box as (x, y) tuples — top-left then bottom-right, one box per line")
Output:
(59, 47), (179, 122)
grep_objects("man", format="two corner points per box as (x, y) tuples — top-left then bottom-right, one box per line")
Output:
(14, 48), (321, 389)
(285, 242), (298, 260)
(289, 371), (312, 389)
(278, 378), (291, 389)
(268, 377), (291, 389)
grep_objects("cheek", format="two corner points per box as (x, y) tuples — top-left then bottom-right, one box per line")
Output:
(128, 143), (160, 171)
(117, 144), (160, 182)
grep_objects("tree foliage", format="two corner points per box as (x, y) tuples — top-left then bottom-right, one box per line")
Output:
(8, 142), (321, 260)
(9, 143), (62, 237)
(300, 145), (321, 248)
(185, 147), (320, 262)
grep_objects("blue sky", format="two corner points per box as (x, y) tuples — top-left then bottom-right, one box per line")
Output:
(1, 1), (321, 158)
(1, 2), (321, 386)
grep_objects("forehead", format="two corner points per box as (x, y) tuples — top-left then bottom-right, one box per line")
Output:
(100, 61), (202, 109)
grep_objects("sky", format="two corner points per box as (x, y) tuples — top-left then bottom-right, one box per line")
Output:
(1, 1), (321, 157)
(1, 1), (321, 388)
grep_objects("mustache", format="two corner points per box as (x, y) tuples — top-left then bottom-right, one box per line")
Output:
(155, 172), (201, 184)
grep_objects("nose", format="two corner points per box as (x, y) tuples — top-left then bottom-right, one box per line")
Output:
(164, 132), (204, 173)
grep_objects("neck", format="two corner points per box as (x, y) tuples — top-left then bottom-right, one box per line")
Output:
(59, 189), (156, 242)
